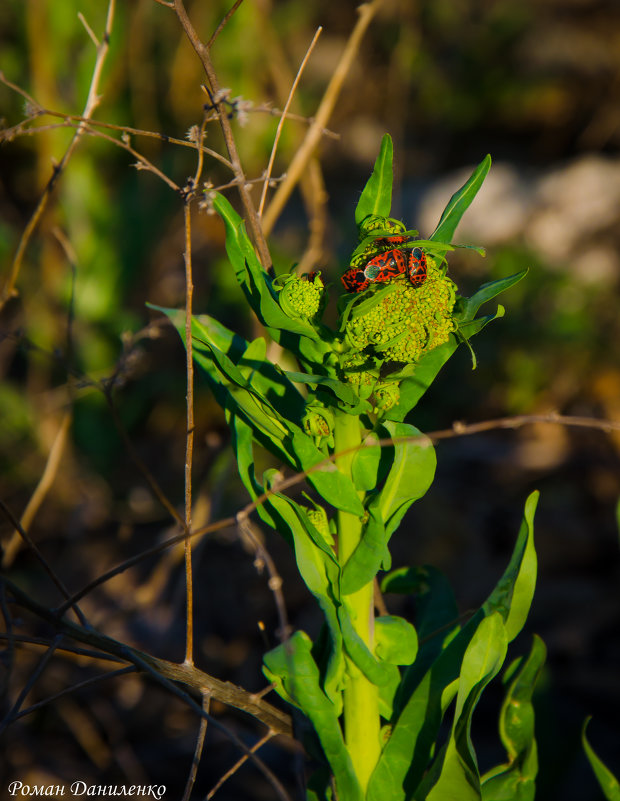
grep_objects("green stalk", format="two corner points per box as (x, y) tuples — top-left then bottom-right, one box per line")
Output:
(334, 411), (381, 792)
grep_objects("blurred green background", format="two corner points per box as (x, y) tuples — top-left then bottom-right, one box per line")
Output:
(1, 1), (619, 798)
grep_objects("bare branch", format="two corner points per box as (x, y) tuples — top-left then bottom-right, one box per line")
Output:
(258, 27), (322, 217)
(2, 411), (72, 568)
(78, 11), (99, 48)
(0, 499), (88, 626)
(182, 693), (210, 801)
(262, 0), (386, 236)
(206, 731), (275, 800)
(172, 0), (272, 270)
(182, 201), (195, 666)
(207, 0), (246, 49)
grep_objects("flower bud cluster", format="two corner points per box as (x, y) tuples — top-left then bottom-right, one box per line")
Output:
(306, 506), (334, 549)
(277, 273), (325, 321)
(344, 259), (457, 365)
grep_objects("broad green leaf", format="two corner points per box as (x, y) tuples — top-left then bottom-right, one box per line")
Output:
(263, 632), (363, 801)
(341, 505), (389, 595)
(423, 614), (508, 801)
(582, 719), (620, 801)
(367, 495), (538, 801)
(338, 604), (392, 688)
(229, 414), (278, 531)
(351, 431), (382, 492)
(163, 310), (364, 516)
(456, 270), (528, 324)
(481, 635), (546, 801)
(369, 422), (436, 538)
(262, 489), (344, 708)
(192, 338), (294, 451)
(290, 429), (365, 516)
(162, 310), (365, 520)
(156, 306), (304, 454)
(375, 616), (418, 666)
(482, 491), (538, 642)
(429, 155), (492, 245)
(237, 337), (307, 421)
(355, 133), (393, 225)
(213, 193), (324, 342)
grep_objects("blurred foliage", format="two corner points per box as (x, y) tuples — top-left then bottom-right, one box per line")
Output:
(1, 0), (619, 798)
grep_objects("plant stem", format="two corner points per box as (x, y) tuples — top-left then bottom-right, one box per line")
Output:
(334, 412), (381, 792)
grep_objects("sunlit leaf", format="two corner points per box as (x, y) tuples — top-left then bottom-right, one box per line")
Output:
(429, 155), (491, 245)
(483, 491), (538, 642)
(368, 422), (436, 538)
(341, 506), (388, 595)
(355, 133), (393, 225)
(582, 719), (620, 801)
(367, 494), (538, 801)
(481, 635), (546, 801)
(263, 632), (363, 801)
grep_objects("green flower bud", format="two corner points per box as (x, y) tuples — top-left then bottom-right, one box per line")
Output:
(358, 214), (406, 241)
(276, 272), (325, 321)
(302, 404), (334, 447)
(306, 506), (334, 548)
(373, 382), (400, 412)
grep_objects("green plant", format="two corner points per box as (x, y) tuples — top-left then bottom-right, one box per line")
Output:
(156, 135), (547, 800)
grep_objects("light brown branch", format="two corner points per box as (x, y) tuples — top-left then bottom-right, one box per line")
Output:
(258, 26), (322, 217)
(261, 0), (386, 237)
(207, 731), (275, 799)
(207, 0), (246, 49)
(172, 0), (272, 270)
(2, 410), (72, 568)
(182, 693), (210, 801)
(182, 201), (195, 666)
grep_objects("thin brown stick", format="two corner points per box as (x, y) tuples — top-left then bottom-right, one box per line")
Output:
(182, 200), (195, 666)
(172, 0), (272, 270)
(2, 410), (72, 568)
(258, 26), (322, 217)
(236, 513), (291, 642)
(13, 666), (137, 722)
(206, 731), (274, 800)
(262, 0), (385, 237)
(207, 0), (246, 49)
(0, 498), (87, 626)
(0, 634), (63, 735)
(103, 394), (185, 528)
(0, 0), (116, 308)
(182, 692), (211, 801)
(0, 633), (127, 664)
